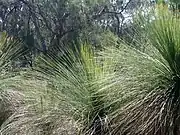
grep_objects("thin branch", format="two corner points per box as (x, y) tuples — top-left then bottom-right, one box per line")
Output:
(93, 0), (132, 19)
(37, 4), (56, 34)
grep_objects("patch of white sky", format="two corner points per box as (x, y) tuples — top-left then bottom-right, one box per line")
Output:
(101, 0), (159, 27)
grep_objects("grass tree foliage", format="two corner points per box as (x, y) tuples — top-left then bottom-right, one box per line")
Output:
(36, 7), (180, 135)
(35, 34), (168, 134)
(1, 4), (180, 135)
(0, 32), (25, 125)
(36, 43), (119, 134)
(0, 32), (79, 135)
(111, 7), (180, 135)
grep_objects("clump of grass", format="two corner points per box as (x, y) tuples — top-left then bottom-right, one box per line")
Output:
(0, 32), (26, 127)
(111, 7), (180, 135)
(0, 88), (24, 126)
(0, 71), (80, 135)
(34, 37), (170, 134)
(35, 42), (123, 134)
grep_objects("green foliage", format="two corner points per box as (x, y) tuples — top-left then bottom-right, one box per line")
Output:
(112, 8), (180, 135)
(148, 10), (180, 76)
(0, 32), (27, 129)
(170, 0), (180, 4)
(36, 42), (118, 134)
(2, 2), (180, 135)
(0, 32), (26, 70)
(0, 37), (78, 133)
(35, 37), (169, 134)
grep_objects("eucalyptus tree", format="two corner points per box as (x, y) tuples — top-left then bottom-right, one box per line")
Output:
(0, 0), (83, 49)
(0, 0), (152, 47)
(0, 0), (90, 66)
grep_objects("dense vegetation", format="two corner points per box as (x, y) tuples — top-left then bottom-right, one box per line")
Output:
(1, 0), (180, 135)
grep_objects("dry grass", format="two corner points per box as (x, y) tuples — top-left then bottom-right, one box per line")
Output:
(0, 71), (80, 135)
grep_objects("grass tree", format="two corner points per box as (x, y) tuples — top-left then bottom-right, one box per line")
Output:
(35, 42), (121, 134)
(0, 33), (77, 135)
(111, 7), (180, 135)
(33, 7), (180, 134)
(34, 35), (169, 134)
(0, 32), (25, 125)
